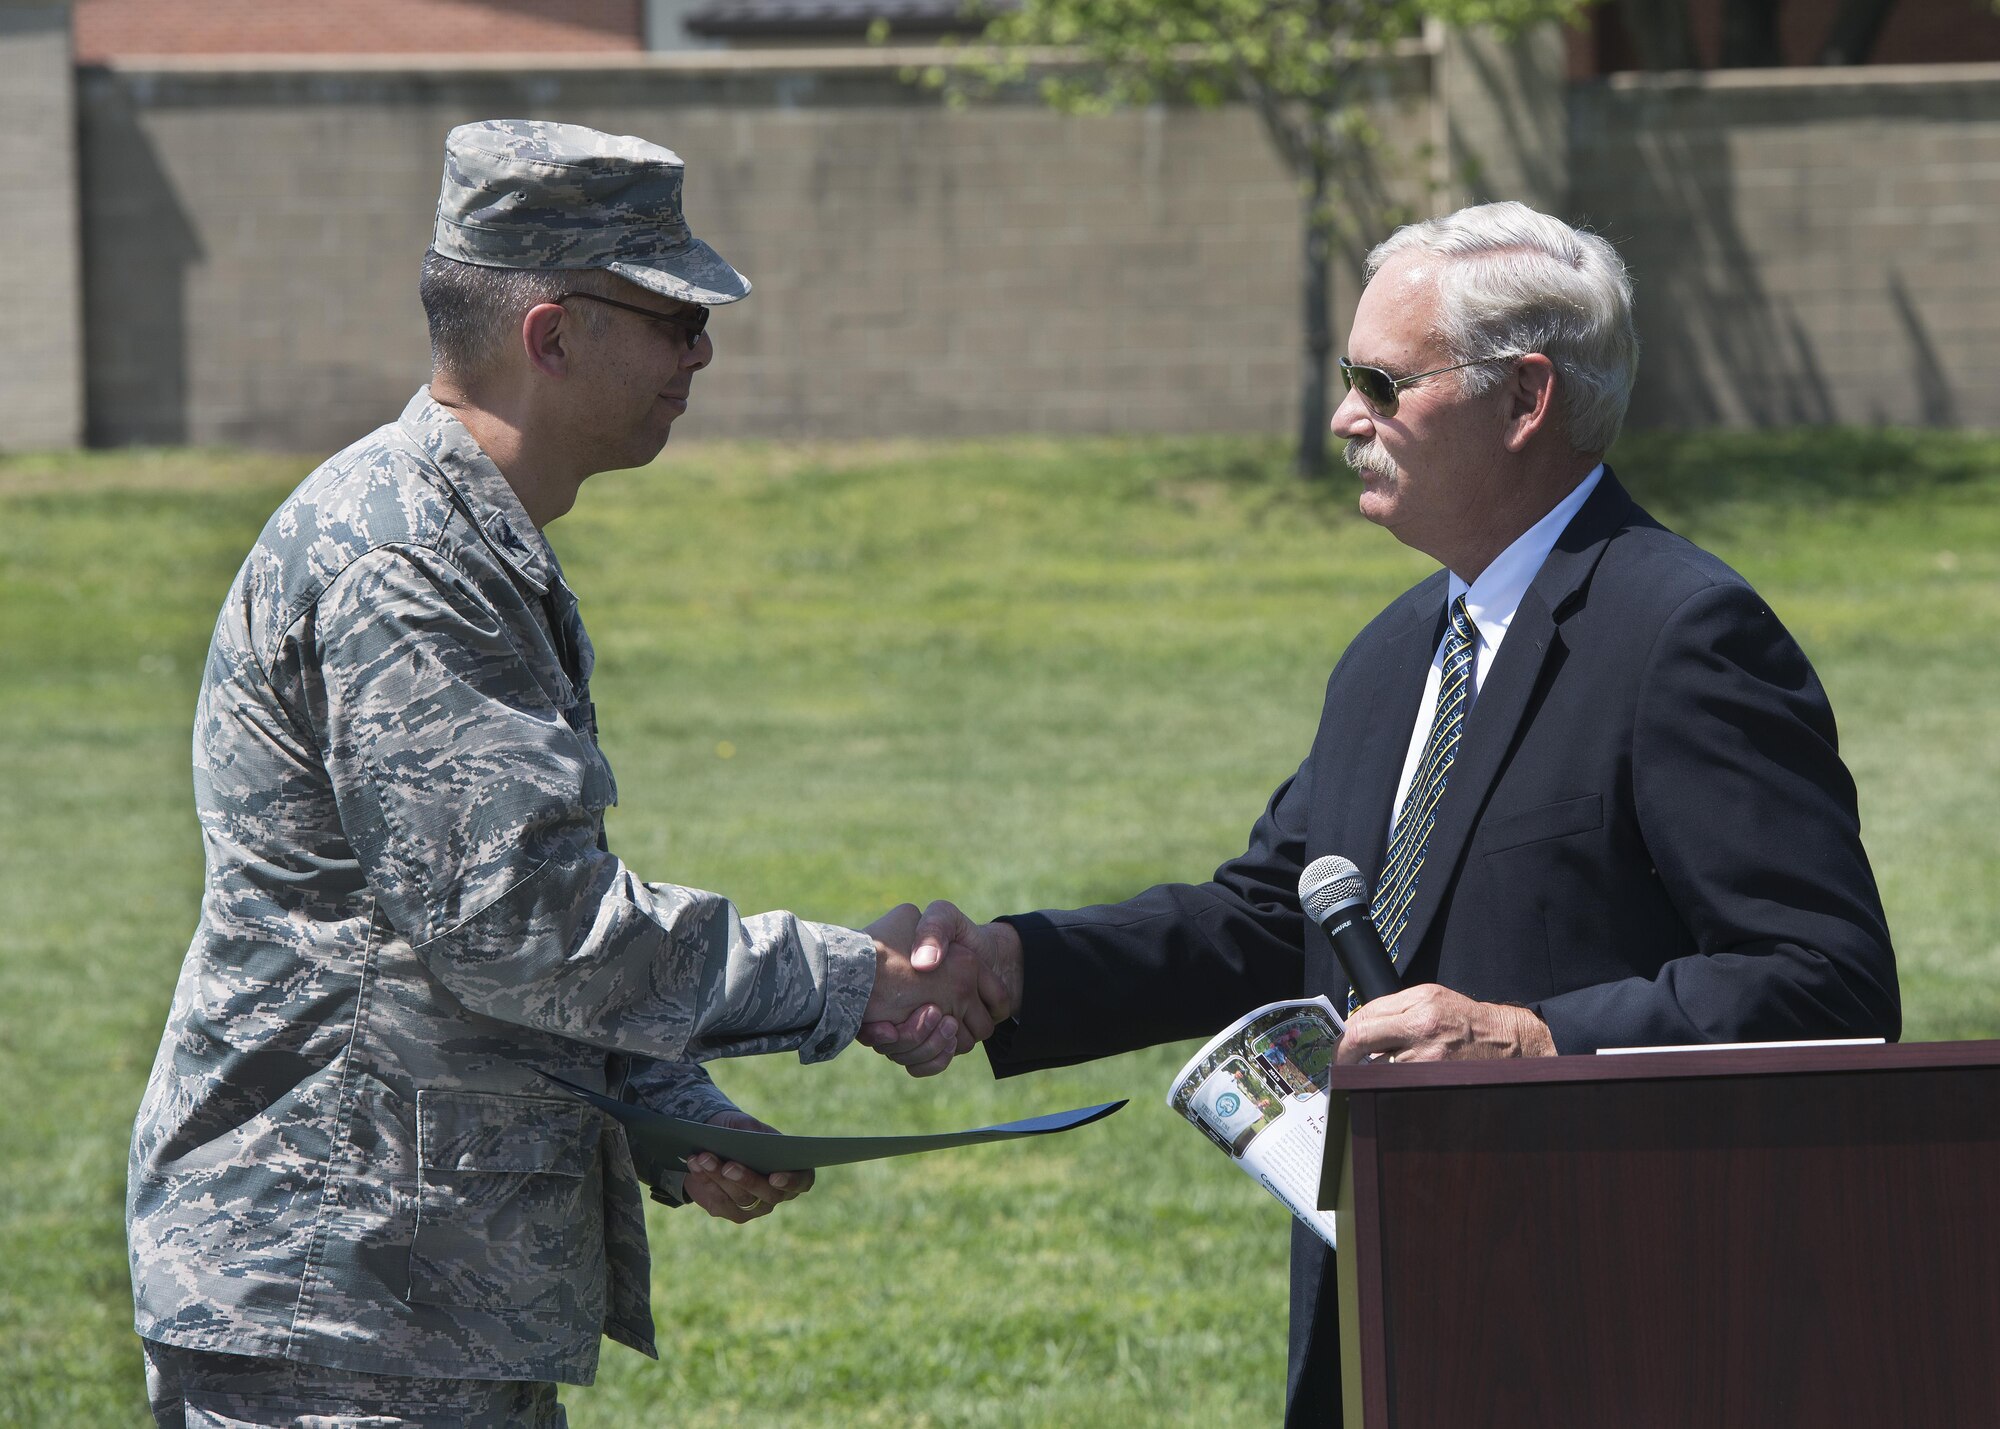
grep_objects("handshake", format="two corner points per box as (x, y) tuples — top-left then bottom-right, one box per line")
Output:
(855, 902), (1024, 1076)
(678, 901), (1015, 1224)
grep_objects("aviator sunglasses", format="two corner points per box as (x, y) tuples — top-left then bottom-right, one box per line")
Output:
(1338, 353), (1520, 418)
(554, 291), (710, 351)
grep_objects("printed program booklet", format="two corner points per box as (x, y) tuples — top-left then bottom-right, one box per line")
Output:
(1165, 996), (1345, 1249)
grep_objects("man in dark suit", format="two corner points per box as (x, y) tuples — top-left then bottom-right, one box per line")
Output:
(862, 201), (1900, 1424)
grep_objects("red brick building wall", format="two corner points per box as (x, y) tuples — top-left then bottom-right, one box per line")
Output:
(74, 0), (644, 61)
(1569, 0), (2000, 76)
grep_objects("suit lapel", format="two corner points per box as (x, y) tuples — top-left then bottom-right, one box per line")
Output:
(1390, 471), (1638, 976)
(1390, 585), (1558, 974)
(1345, 597), (1446, 888)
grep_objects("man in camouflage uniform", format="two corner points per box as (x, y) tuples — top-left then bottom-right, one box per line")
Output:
(128, 120), (1003, 1428)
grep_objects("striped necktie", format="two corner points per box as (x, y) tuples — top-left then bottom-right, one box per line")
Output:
(1355, 595), (1478, 1013)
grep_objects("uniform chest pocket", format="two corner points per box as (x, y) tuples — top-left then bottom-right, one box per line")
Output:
(1480, 794), (1603, 855)
(407, 1090), (602, 1313)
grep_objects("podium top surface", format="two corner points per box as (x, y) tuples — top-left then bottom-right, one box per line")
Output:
(1324, 1037), (2000, 1094)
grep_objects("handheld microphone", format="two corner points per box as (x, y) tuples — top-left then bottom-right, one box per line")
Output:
(1298, 855), (1400, 1007)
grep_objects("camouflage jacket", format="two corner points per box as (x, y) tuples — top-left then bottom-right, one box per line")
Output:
(128, 390), (876, 1384)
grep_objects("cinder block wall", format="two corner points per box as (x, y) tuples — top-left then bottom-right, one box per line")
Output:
(72, 51), (2000, 450)
(0, 3), (84, 452)
(77, 58), (1431, 452)
(1571, 65), (2000, 430)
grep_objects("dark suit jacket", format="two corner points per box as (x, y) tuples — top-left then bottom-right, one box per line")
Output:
(986, 471), (1900, 1426)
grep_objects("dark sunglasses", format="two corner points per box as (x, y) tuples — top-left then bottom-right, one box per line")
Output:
(554, 291), (709, 351)
(1338, 353), (1519, 418)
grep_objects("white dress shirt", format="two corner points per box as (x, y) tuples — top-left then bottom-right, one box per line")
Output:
(1388, 464), (1606, 834)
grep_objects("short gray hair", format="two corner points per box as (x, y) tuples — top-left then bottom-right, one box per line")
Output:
(418, 250), (617, 381)
(1366, 202), (1639, 454)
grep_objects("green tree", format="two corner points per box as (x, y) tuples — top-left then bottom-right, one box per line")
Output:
(918, 0), (1586, 477)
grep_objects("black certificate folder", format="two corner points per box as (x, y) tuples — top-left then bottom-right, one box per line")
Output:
(541, 1072), (1125, 1190)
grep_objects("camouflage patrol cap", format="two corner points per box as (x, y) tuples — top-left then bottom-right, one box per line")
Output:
(434, 119), (749, 306)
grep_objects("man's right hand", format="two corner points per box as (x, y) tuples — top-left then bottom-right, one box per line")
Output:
(858, 901), (1022, 1076)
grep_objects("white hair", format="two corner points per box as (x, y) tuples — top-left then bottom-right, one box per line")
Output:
(1366, 202), (1639, 454)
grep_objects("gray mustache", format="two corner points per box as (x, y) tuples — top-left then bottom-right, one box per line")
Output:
(1345, 438), (1396, 481)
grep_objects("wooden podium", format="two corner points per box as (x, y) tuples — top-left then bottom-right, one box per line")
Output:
(1317, 1040), (2000, 1427)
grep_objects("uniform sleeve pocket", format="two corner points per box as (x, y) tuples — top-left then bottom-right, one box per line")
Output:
(558, 700), (619, 814)
(1480, 794), (1603, 855)
(407, 1090), (602, 1311)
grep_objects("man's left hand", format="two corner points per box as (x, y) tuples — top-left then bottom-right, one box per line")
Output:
(683, 1111), (813, 1223)
(1334, 984), (1556, 1063)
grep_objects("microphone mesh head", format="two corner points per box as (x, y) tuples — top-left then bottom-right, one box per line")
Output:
(1299, 855), (1367, 921)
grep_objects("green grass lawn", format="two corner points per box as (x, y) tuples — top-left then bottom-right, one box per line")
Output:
(2, 429), (1995, 1425)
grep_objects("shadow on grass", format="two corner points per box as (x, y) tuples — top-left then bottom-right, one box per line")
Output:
(1608, 427), (1999, 532)
(1128, 437), (1366, 531)
(1122, 427), (2000, 542)
(745, 434), (1372, 535)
